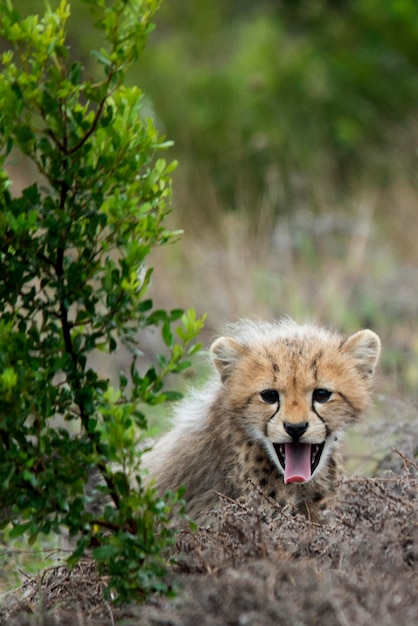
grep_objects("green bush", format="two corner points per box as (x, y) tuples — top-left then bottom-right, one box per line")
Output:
(0, 0), (203, 602)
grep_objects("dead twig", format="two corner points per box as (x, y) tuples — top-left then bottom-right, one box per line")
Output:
(394, 447), (418, 472)
(211, 490), (249, 511)
(247, 479), (291, 520)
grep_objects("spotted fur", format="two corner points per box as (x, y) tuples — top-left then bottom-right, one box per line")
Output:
(142, 319), (381, 522)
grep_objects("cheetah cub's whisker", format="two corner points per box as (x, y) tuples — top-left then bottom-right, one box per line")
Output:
(142, 318), (381, 523)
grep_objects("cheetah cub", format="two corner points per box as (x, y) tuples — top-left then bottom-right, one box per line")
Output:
(142, 319), (381, 522)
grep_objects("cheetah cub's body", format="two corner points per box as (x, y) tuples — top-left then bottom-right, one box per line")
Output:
(142, 319), (380, 522)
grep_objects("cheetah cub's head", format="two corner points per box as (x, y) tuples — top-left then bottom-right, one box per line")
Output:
(211, 320), (381, 485)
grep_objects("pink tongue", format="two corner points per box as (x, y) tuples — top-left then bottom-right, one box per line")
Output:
(284, 443), (312, 484)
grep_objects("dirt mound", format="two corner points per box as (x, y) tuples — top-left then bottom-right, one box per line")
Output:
(2, 460), (417, 626)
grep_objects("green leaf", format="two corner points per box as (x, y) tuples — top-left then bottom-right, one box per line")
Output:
(92, 544), (121, 561)
(9, 522), (32, 539)
(162, 320), (173, 347)
(162, 391), (183, 402)
(91, 48), (112, 67)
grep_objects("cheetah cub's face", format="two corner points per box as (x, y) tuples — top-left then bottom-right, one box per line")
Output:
(211, 322), (380, 485)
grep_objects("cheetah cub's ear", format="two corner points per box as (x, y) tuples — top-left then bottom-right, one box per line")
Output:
(341, 329), (381, 379)
(210, 336), (247, 383)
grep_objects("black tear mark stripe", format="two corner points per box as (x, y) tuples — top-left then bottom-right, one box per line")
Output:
(312, 405), (325, 423)
(264, 405), (280, 435)
(312, 406), (330, 437)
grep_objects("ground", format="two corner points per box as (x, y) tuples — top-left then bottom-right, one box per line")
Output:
(1, 405), (417, 626)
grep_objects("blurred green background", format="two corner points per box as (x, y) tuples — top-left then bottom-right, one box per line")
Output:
(8, 0), (418, 398)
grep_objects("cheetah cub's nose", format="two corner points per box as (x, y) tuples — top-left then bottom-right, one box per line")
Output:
(284, 422), (308, 441)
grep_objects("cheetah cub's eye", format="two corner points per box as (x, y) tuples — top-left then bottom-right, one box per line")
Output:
(312, 388), (333, 403)
(260, 389), (280, 405)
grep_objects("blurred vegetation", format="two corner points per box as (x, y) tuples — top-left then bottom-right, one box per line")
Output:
(8, 0), (418, 399)
(139, 0), (418, 211)
(13, 0), (417, 208)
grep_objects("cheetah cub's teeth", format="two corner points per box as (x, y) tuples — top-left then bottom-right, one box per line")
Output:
(310, 443), (325, 474)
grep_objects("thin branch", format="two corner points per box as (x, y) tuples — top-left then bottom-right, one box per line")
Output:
(65, 81), (119, 156)
(211, 490), (248, 511)
(393, 448), (418, 471)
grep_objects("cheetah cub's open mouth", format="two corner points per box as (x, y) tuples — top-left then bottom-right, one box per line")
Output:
(273, 442), (325, 484)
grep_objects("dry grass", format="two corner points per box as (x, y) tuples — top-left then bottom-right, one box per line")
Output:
(3, 465), (417, 625)
(149, 174), (418, 400)
(1, 404), (417, 625)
